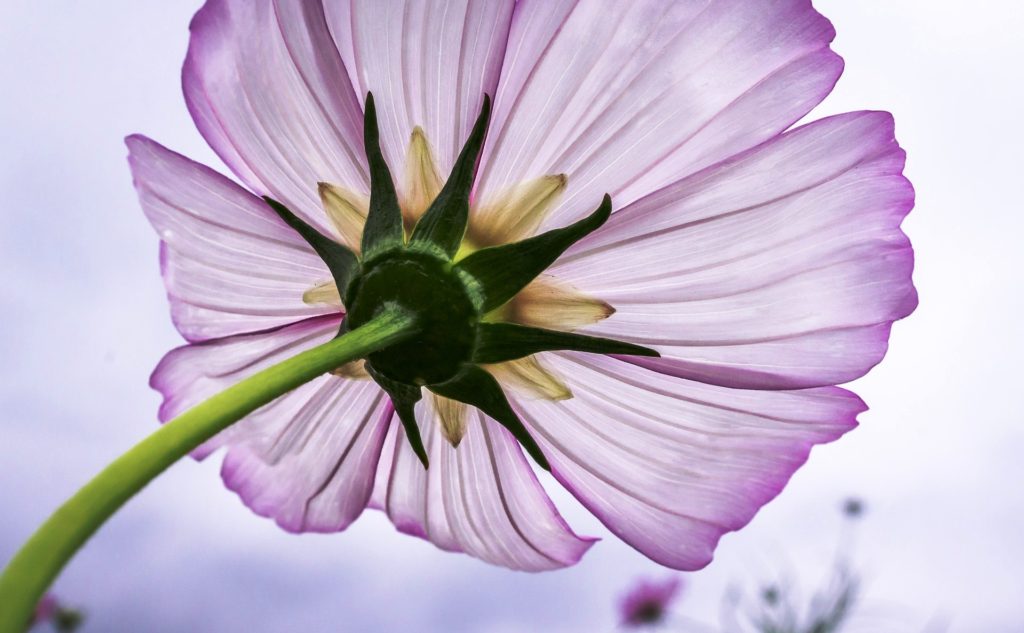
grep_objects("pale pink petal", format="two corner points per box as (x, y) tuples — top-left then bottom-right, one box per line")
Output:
(221, 383), (391, 533)
(372, 399), (594, 571)
(153, 313), (392, 531)
(127, 135), (334, 342)
(150, 314), (342, 459)
(184, 0), (367, 225)
(551, 112), (916, 389)
(513, 354), (861, 570)
(478, 0), (843, 227)
(324, 0), (515, 178)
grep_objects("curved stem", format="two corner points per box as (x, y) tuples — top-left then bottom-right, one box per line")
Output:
(0, 309), (417, 632)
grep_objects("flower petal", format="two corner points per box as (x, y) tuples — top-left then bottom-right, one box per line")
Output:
(319, 182), (368, 251)
(324, 0), (515, 181)
(484, 356), (573, 401)
(431, 392), (468, 447)
(513, 353), (861, 570)
(506, 276), (613, 332)
(153, 313), (390, 531)
(221, 382), (391, 533)
(302, 280), (343, 308)
(127, 135), (333, 341)
(400, 127), (444, 223)
(478, 0), (843, 228)
(468, 174), (567, 247)
(184, 0), (368, 224)
(150, 314), (343, 458)
(370, 398), (594, 571)
(552, 112), (917, 389)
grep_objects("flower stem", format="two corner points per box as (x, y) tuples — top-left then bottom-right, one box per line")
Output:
(0, 308), (417, 632)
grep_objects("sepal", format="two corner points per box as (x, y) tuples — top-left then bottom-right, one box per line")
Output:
(360, 93), (405, 259)
(369, 365), (430, 469)
(430, 366), (550, 471)
(474, 322), (659, 364)
(410, 95), (491, 258)
(263, 196), (359, 300)
(456, 195), (612, 312)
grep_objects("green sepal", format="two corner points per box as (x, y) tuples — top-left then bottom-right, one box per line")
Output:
(263, 196), (359, 298)
(360, 93), (405, 260)
(392, 395), (430, 470)
(473, 322), (659, 364)
(369, 366), (429, 469)
(455, 194), (612, 312)
(429, 365), (550, 471)
(410, 95), (491, 259)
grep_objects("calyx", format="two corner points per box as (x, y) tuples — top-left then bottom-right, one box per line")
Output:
(263, 93), (658, 471)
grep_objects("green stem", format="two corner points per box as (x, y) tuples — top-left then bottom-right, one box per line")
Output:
(0, 309), (417, 631)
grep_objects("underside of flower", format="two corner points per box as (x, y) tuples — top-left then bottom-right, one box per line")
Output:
(264, 94), (658, 470)
(130, 0), (917, 573)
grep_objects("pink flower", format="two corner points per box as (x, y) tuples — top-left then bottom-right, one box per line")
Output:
(129, 0), (915, 571)
(619, 577), (684, 628)
(31, 593), (59, 626)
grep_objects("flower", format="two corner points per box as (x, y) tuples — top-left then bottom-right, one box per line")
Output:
(129, 0), (915, 572)
(30, 594), (84, 632)
(619, 576), (684, 628)
(31, 593), (59, 626)
(743, 570), (859, 633)
(842, 497), (865, 519)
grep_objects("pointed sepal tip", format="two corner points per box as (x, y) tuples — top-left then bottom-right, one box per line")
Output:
(410, 94), (492, 258)
(360, 92), (405, 259)
(455, 194), (613, 313)
(263, 196), (359, 298)
(430, 366), (550, 471)
(474, 322), (659, 364)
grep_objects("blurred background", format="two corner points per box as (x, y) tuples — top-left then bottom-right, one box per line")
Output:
(1, 1), (1021, 631)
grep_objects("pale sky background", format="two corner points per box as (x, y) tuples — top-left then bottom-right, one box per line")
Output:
(1, 1), (1022, 631)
